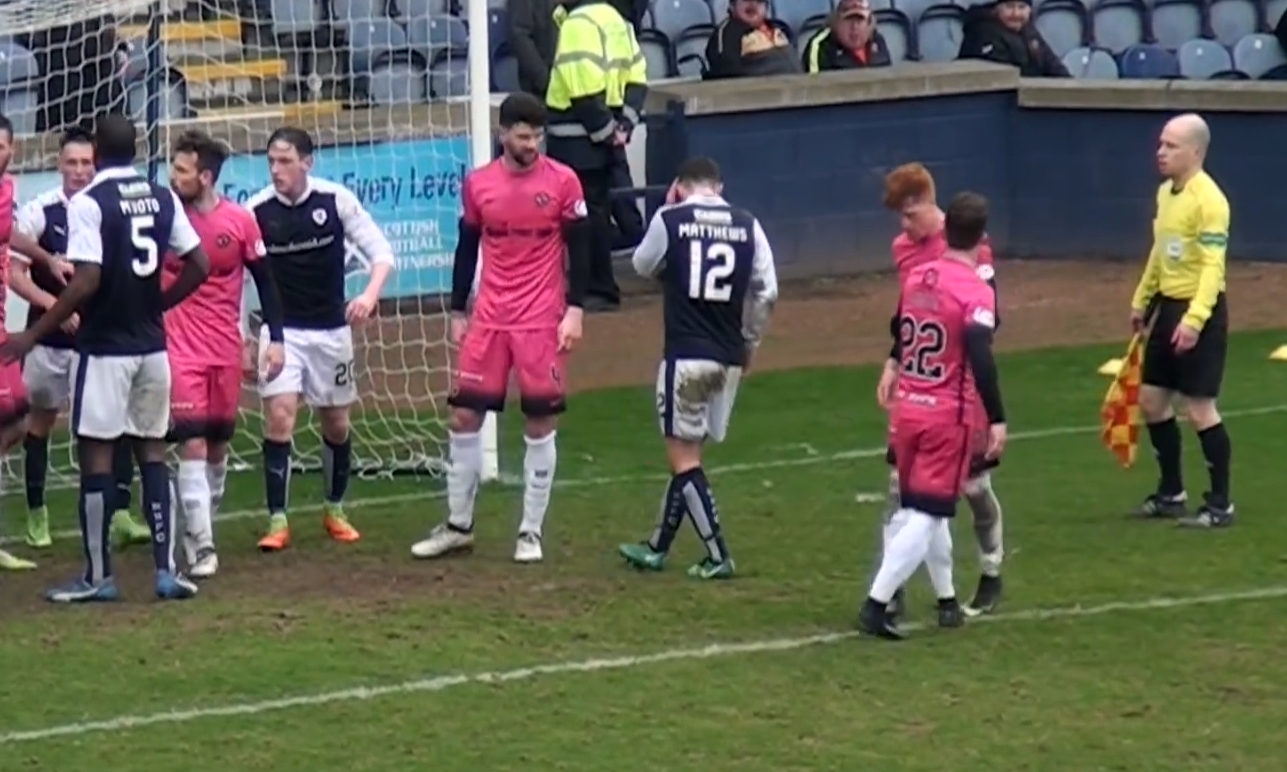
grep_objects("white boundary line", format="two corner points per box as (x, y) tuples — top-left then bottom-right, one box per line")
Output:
(4, 403), (1285, 547)
(3, 584), (1285, 745)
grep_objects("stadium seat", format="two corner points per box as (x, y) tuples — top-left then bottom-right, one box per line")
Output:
(1119, 43), (1180, 77)
(491, 47), (520, 91)
(650, 0), (715, 40)
(1208, 67), (1250, 78)
(776, 0), (832, 37)
(125, 70), (193, 123)
(868, 0), (893, 10)
(270, 0), (322, 36)
(798, 13), (829, 41)
(1232, 33), (1287, 78)
(1267, 0), (1287, 30)
(0, 38), (40, 135)
(370, 58), (430, 103)
(896, 0), (937, 23)
(487, 8), (507, 55)
(1150, 0), (1204, 50)
(916, 4), (964, 62)
(1260, 63), (1287, 79)
(1208, 0), (1257, 47)
(348, 18), (410, 75)
(1062, 45), (1120, 77)
(675, 25), (711, 77)
(639, 29), (676, 79)
(1090, 0), (1146, 54)
(875, 8), (913, 62)
(332, 0), (384, 25)
(1176, 38), (1232, 78)
(1035, 0), (1089, 58)
(429, 52), (470, 97)
(394, 0), (451, 19)
(406, 14), (469, 62)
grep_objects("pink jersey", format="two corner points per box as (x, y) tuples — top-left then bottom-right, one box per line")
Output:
(163, 198), (266, 365)
(892, 225), (994, 288)
(891, 257), (997, 427)
(462, 155), (586, 329)
(0, 174), (13, 329)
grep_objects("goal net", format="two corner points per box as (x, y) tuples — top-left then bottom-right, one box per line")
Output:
(0, 0), (498, 489)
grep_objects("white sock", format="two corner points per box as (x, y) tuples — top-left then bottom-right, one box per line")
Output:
(206, 460), (228, 520)
(178, 459), (213, 549)
(925, 517), (956, 600)
(869, 509), (937, 603)
(965, 474), (1004, 577)
(446, 431), (482, 531)
(519, 431), (557, 537)
(881, 469), (903, 552)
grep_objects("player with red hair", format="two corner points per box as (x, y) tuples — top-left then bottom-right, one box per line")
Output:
(872, 163), (1004, 619)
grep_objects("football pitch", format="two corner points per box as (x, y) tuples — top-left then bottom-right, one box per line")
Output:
(2, 326), (1287, 771)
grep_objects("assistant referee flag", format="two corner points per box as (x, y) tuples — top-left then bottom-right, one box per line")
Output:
(1100, 333), (1144, 468)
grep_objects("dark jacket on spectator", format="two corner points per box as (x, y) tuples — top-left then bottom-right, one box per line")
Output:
(508, 0), (561, 97)
(16, 15), (125, 132)
(957, 5), (1068, 78)
(704, 16), (801, 79)
(801, 27), (891, 72)
(1275, 9), (1287, 56)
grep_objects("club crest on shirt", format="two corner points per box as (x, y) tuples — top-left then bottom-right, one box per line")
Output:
(534, 192), (552, 208)
(216, 233), (232, 249)
(312, 208), (328, 225)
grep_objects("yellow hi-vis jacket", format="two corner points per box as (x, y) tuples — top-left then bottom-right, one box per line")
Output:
(545, 0), (647, 167)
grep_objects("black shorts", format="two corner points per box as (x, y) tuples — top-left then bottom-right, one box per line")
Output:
(1142, 294), (1228, 399)
(885, 445), (998, 478)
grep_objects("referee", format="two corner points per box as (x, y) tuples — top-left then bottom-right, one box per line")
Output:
(1130, 113), (1233, 529)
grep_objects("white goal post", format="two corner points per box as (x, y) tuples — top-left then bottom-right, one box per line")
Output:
(0, 0), (500, 488)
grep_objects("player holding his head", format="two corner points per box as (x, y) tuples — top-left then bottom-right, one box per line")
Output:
(859, 192), (1007, 640)
(875, 163), (1005, 617)
(166, 129), (286, 578)
(0, 114), (212, 602)
(10, 127), (152, 556)
(617, 157), (778, 579)
(411, 92), (589, 564)
(245, 127), (395, 551)
(1131, 113), (1233, 528)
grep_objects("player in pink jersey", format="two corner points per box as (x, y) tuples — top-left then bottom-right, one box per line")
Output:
(859, 192), (1008, 641)
(164, 130), (287, 578)
(875, 163), (1006, 619)
(411, 93), (589, 565)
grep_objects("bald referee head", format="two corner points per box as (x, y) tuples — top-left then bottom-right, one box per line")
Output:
(1157, 113), (1210, 184)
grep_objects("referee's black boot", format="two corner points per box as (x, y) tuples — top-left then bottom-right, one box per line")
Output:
(1134, 491), (1188, 519)
(858, 597), (905, 641)
(1177, 493), (1234, 529)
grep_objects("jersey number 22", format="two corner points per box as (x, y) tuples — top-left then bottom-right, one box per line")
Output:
(131, 215), (159, 278)
(688, 241), (735, 302)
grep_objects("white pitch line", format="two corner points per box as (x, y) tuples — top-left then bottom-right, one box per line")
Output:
(3, 584), (1285, 746)
(5, 402), (1285, 548)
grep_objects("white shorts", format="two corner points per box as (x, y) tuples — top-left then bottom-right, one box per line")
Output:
(24, 344), (75, 410)
(656, 358), (742, 443)
(71, 351), (171, 439)
(258, 325), (357, 407)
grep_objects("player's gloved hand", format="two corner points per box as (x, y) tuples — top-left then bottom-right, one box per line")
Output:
(261, 342), (285, 382)
(557, 307), (583, 352)
(0, 330), (36, 363)
(60, 313), (79, 335)
(876, 359), (898, 410)
(449, 313), (468, 346)
(986, 423), (1008, 460)
(346, 291), (378, 324)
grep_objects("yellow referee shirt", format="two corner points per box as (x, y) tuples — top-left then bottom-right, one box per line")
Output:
(1130, 170), (1230, 331)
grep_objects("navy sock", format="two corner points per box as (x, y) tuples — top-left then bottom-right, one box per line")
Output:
(24, 433), (48, 510)
(322, 434), (352, 505)
(79, 473), (113, 584)
(678, 467), (730, 563)
(139, 461), (175, 573)
(1146, 417), (1184, 496)
(112, 440), (134, 513)
(648, 474), (688, 554)
(1197, 422), (1232, 502)
(263, 439), (291, 515)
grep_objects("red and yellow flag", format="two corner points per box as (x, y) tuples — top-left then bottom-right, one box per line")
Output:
(1100, 333), (1144, 468)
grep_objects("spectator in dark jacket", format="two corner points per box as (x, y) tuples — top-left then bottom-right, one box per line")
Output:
(704, 0), (801, 79)
(801, 0), (891, 72)
(958, 0), (1068, 78)
(508, 0), (561, 97)
(1275, 8), (1286, 56)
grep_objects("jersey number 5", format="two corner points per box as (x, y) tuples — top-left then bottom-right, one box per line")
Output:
(688, 242), (735, 303)
(131, 215), (160, 277)
(898, 316), (947, 381)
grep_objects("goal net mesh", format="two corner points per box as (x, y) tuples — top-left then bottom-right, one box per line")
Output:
(1, 0), (477, 487)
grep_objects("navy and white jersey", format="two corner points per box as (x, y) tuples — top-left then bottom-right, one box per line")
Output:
(16, 188), (74, 348)
(66, 166), (202, 355)
(245, 176), (394, 330)
(632, 192), (779, 365)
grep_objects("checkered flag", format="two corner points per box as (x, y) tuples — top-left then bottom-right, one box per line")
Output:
(1100, 333), (1144, 468)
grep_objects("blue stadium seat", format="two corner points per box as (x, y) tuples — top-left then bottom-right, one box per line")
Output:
(394, 0), (450, 18)
(406, 14), (469, 62)
(1119, 43), (1180, 77)
(332, 0), (383, 25)
(1062, 45), (1119, 77)
(1267, 0), (1287, 29)
(492, 47), (520, 92)
(798, 13), (829, 42)
(370, 56), (429, 104)
(1207, 68), (1249, 78)
(776, 0), (832, 37)
(651, 0), (715, 40)
(487, 8), (507, 55)
(349, 19), (410, 74)
(1176, 38), (1232, 78)
(868, 0), (893, 9)
(916, 4), (964, 62)
(1260, 63), (1287, 79)
(1035, 0), (1089, 58)
(675, 25), (711, 77)
(875, 8), (913, 62)
(429, 53), (470, 98)
(1150, 0), (1204, 51)
(1090, 0), (1146, 54)
(1208, 0), (1257, 47)
(0, 38), (41, 135)
(639, 29), (676, 79)
(270, 0), (322, 35)
(1232, 33), (1287, 78)
(896, 0), (938, 23)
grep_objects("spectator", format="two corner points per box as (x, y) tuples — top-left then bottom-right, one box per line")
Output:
(957, 0), (1068, 78)
(1276, 8), (1286, 57)
(508, 0), (561, 98)
(801, 0), (891, 72)
(705, 0), (801, 80)
(16, 15), (127, 132)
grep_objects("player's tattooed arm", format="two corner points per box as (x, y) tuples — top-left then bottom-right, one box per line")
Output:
(450, 217), (482, 314)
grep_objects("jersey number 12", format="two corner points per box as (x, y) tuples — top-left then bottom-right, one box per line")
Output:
(131, 215), (159, 278)
(687, 241), (735, 302)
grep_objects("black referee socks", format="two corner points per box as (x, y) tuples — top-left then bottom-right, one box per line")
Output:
(1197, 423), (1232, 501)
(1147, 417), (1184, 496)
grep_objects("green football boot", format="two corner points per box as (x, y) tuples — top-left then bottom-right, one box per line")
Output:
(687, 557), (736, 580)
(618, 542), (666, 571)
(25, 506), (52, 548)
(111, 510), (153, 547)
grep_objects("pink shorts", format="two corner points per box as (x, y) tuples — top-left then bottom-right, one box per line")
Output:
(449, 326), (567, 417)
(169, 361), (241, 442)
(891, 420), (982, 518)
(0, 358), (29, 429)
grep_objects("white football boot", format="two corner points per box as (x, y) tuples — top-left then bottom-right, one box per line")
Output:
(513, 532), (543, 563)
(411, 523), (474, 559)
(188, 546), (219, 579)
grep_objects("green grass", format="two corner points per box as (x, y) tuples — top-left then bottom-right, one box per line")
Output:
(4, 330), (1287, 770)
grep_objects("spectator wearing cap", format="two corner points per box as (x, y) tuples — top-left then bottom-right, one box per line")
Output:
(957, 0), (1068, 78)
(801, 0), (891, 73)
(704, 0), (801, 79)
